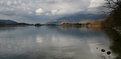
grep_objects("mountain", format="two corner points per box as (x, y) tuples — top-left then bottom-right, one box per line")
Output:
(0, 19), (33, 26)
(0, 19), (17, 23)
(47, 13), (108, 24)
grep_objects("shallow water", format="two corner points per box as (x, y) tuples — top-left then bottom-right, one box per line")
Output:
(0, 26), (116, 59)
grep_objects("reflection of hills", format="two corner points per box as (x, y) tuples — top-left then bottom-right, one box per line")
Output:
(46, 26), (107, 39)
(0, 26), (108, 40)
(0, 26), (29, 32)
(0, 27), (18, 32)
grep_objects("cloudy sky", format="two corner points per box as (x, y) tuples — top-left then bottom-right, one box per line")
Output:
(0, 0), (105, 23)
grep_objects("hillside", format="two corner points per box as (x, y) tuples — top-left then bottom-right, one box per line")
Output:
(0, 19), (32, 26)
(0, 19), (17, 23)
(47, 13), (107, 24)
(88, 19), (105, 28)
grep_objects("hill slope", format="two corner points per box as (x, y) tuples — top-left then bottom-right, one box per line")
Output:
(47, 13), (107, 24)
(0, 19), (17, 23)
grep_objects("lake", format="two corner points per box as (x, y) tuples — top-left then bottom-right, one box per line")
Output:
(0, 26), (119, 59)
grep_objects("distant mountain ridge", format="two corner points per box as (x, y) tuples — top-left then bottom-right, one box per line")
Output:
(47, 13), (108, 24)
(0, 19), (17, 23)
(0, 19), (32, 26)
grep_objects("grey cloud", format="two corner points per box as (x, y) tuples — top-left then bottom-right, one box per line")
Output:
(0, 0), (105, 23)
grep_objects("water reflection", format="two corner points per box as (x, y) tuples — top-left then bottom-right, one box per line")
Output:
(104, 29), (121, 59)
(0, 26), (117, 59)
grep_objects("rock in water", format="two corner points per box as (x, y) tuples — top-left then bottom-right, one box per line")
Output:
(107, 51), (111, 55)
(101, 49), (105, 52)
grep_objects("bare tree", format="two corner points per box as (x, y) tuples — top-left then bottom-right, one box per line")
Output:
(104, 0), (121, 27)
(104, 0), (121, 10)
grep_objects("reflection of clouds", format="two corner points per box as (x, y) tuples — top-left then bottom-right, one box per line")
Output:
(51, 35), (81, 47)
(0, 26), (115, 59)
(49, 35), (91, 59)
(36, 36), (43, 43)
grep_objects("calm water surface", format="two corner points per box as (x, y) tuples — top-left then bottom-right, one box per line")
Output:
(0, 26), (117, 59)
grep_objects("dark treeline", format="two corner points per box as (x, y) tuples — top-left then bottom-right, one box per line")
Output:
(103, 0), (121, 28)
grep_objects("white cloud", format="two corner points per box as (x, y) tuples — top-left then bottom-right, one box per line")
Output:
(89, 0), (105, 8)
(45, 13), (50, 16)
(51, 9), (59, 15)
(7, 1), (12, 6)
(14, 1), (17, 4)
(35, 8), (44, 15)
